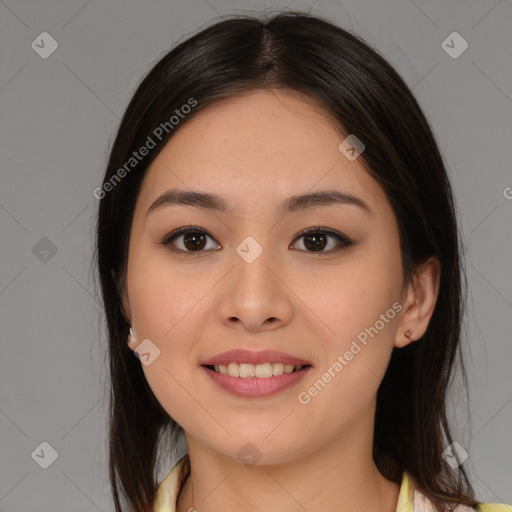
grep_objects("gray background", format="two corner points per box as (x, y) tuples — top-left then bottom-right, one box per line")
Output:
(1, 0), (511, 510)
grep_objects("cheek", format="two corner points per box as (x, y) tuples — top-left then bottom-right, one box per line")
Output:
(299, 295), (400, 425)
(128, 258), (210, 428)
(127, 246), (207, 340)
(127, 238), (227, 331)
(306, 248), (402, 346)
(304, 240), (402, 393)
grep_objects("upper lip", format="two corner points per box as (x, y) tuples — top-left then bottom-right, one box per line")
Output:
(201, 349), (312, 367)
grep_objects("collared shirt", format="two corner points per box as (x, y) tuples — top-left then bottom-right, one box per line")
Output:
(153, 454), (511, 512)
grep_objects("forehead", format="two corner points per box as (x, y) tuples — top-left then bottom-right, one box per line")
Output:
(136, 89), (390, 218)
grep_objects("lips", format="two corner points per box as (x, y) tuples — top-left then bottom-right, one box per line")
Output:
(201, 364), (312, 398)
(201, 349), (312, 367)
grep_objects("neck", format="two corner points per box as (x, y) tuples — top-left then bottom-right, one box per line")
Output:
(176, 426), (400, 512)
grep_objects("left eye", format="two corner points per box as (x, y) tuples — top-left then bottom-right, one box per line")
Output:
(159, 226), (353, 253)
(291, 227), (353, 253)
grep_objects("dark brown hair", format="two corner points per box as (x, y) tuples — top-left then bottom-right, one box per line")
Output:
(94, 11), (480, 512)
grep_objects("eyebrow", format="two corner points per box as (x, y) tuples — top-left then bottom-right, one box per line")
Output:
(146, 188), (373, 217)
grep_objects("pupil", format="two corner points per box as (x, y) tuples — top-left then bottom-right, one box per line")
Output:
(304, 233), (326, 251)
(184, 232), (206, 251)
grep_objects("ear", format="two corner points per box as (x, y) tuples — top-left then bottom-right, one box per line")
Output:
(111, 268), (132, 325)
(395, 256), (441, 348)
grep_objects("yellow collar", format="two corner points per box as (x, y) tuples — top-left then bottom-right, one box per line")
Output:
(396, 469), (416, 512)
(153, 454), (191, 512)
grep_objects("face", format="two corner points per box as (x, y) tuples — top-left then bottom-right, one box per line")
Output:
(123, 89), (407, 464)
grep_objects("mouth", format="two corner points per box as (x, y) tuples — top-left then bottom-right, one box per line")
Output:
(200, 349), (313, 397)
(203, 362), (311, 378)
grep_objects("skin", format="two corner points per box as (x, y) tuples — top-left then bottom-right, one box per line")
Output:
(119, 89), (440, 512)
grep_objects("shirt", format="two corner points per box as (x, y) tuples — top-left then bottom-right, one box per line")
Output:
(153, 454), (511, 512)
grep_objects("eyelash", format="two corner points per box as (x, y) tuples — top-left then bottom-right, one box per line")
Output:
(159, 226), (354, 254)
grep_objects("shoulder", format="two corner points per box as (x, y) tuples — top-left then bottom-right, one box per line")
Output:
(400, 471), (511, 512)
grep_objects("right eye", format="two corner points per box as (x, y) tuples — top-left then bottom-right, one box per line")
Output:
(159, 226), (221, 253)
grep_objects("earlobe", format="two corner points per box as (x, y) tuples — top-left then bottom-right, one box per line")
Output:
(127, 326), (138, 350)
(395, 256), (441, 348)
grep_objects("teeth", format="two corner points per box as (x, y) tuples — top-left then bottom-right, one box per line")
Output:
(272, 363), (284, 376)
(213, 362), (305, 378)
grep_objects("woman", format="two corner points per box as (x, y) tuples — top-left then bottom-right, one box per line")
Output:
(94, 11), (511, 512)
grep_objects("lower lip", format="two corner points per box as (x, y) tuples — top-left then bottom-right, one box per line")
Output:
(201, 365), (312, 398)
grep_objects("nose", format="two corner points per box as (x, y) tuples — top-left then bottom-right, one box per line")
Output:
(216, 249), (294, 333)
